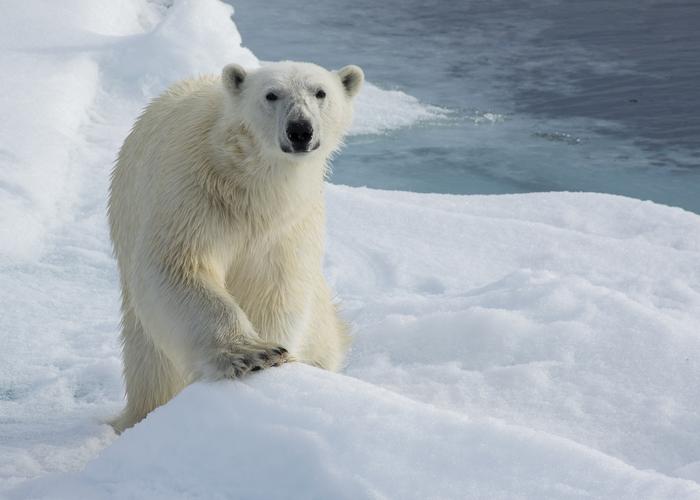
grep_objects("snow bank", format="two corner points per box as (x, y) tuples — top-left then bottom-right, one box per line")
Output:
(2, 0), (700, 498)
(6, 186), (700, 498)
(11, 365), (700, 500)
(329, 188), (700, 480)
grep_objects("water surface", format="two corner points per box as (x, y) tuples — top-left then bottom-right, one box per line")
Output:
(230, 0), (700, 212)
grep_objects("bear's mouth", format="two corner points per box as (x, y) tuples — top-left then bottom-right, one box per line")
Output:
(281, 142), (321, 154)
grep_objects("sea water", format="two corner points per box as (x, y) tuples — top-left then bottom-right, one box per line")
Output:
(229, 0), (700, 213)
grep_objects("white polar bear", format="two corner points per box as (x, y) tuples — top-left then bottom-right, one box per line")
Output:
(108, 61), (364, 432)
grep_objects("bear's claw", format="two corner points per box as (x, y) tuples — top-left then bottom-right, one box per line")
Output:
(215, 343), (290, 379)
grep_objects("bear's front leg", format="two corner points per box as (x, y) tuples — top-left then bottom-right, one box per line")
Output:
(132, 258), (290, 381)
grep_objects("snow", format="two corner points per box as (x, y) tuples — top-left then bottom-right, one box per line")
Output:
(351, 82), (446, 135)
(10, 366), (700, 500)
(1, 0), (700, 498)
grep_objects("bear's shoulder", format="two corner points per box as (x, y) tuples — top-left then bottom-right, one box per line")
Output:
(144, 75), (223, 115)
(162, 74), (220, 98)
(133, 75), (224, 132)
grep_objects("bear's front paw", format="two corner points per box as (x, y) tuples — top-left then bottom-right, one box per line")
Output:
(214, 343), (290, 379)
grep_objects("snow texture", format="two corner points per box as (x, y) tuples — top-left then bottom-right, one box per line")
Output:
(1, 0), (700, 499)
(12, 366), (700, 500)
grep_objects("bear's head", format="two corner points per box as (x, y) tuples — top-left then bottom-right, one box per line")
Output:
(221, 61), (363, 164)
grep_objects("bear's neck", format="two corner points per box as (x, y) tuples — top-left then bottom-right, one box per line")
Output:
(203, 120), (327, 226)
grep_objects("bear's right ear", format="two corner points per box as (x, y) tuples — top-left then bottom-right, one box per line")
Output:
(337, 65), (364, 98)
(222, 64), (247, 94)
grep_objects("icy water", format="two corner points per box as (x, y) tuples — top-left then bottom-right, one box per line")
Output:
(230, 0), (700, 213)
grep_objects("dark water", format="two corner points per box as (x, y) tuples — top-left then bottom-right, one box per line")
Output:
(229, 0), (700, 212)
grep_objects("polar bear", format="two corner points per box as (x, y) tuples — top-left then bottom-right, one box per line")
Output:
(108, 61), (364, 432)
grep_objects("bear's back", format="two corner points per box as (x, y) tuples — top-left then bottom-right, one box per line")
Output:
(108, 75), (224, 270)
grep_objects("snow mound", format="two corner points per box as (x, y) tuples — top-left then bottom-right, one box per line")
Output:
(12, 365), (700, 500)
(328, 188), (700, 482)
(6, 187), (700, 499)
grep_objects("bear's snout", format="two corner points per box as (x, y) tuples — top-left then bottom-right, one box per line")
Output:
(285, 120), (314, 152)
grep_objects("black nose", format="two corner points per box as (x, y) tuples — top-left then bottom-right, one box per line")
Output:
(286, 120), (313, 149)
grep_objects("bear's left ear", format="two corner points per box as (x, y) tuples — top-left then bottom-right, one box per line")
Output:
(337, 65), (364, 98)
(222, 64), (247, 94)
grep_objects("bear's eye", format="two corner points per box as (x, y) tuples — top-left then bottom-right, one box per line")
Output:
(315, 89), (326, 99)
(265, 92), (278, 102)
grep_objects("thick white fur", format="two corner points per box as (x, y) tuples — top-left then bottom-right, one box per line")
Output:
(108, 61), (363, 432)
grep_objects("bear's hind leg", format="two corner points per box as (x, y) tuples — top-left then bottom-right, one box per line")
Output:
(111, 310), (185, 433)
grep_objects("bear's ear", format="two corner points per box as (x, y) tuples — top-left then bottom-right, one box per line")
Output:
(222, 64), (247, 94)
(337, 65), (364, 98)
